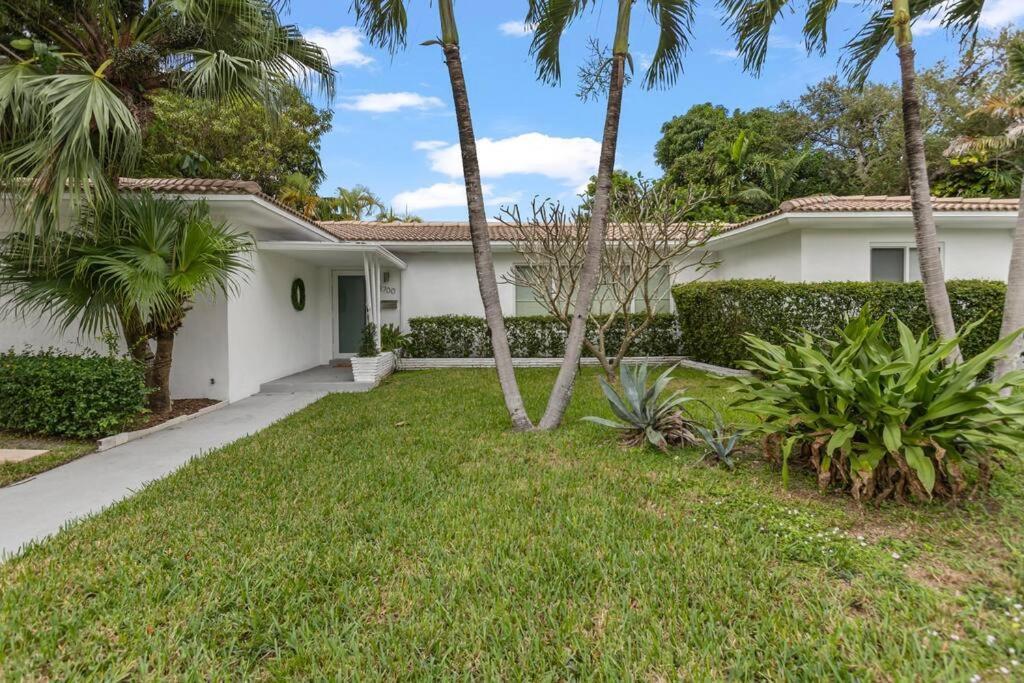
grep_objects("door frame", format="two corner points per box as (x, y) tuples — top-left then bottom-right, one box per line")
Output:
(331, 269), (367, 359)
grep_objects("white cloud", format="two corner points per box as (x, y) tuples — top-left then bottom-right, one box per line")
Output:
(413, 140), (448, 151)
(340, 92), (445, 113)
(498, 20), (536, 37)
(917, 0), (1024, 36)
(419, 132), (600, 190)
(303, 27), (372, 67)
(391, 182), (515, 212)
(710, 48), (739, 59)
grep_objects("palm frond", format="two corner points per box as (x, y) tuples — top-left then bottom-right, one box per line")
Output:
(351, 0), (409, 54)
(642, 0), (696, 89)
(529, 0), (595, 85)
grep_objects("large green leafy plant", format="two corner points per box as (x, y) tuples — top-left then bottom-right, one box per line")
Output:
(583, 362), (699, 451)
(734, 310), (1024, 501)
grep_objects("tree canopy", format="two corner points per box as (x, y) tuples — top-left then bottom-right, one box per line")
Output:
(652, 28), (1024, 220)
(141, 86), (332, 197)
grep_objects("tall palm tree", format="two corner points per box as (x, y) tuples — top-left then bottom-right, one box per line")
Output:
(0, 193), (253, 414)
(720, 0), (984, 362)
(351, 0), (534, 430)
(337, 185), (384, 220)
(0, 0), (333, 239)
(527, 0), (696, 430)
(948, 39), (1024, 378)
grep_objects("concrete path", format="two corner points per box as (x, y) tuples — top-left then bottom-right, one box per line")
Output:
(0, 392), (324, 560)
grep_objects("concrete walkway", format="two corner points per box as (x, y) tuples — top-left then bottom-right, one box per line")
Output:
(0, 392), (324, 559)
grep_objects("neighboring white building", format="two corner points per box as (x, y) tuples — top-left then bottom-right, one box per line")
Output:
(0, 180), (1018, 403)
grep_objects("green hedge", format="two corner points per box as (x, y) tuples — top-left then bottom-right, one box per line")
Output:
(0, 350), (149, 439)
(672, 280), (1006, 368)
(406, 314), (682, 358)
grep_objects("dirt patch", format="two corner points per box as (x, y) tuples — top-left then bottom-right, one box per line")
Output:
(906, 561), (982, 594)
(131, 399), (219, 431)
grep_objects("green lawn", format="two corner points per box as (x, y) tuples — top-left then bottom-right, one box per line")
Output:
(1, 367), (1023, 679)
(0, 433), (94, 488)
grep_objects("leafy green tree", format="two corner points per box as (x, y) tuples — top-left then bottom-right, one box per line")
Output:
(948, 38), (1024, 379)
(0, 0), (333, 238)
(141, 86), (332, 196)
(0, 194), (253, 414)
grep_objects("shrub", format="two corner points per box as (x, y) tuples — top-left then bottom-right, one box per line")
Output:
(406, 314), (682, 358)
(357, 323), (379, 357)
(673, 280), (1005, 368)
(733, 310), (1024, 502)
(583, 362), (700, 451)
(0, 350), (148, 439)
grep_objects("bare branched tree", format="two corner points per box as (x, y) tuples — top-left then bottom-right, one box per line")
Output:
(500, 178), (720, 380)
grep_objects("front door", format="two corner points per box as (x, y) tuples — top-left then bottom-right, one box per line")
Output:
(337, 275), (366, 354)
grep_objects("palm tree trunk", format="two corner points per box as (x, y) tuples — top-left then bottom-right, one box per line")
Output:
(442, 44), (533, 431)
(896, 41), (961, 363)
(149, 329), (175, 415)
(994, 174), (1024, 379)
(538, 52), (627, 430)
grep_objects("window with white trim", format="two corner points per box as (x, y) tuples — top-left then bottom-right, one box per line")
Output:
(870, 245), (942, 283)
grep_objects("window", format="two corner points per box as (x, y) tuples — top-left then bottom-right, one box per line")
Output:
(513, 265), (673, 316)
(870, 245), (939, 283)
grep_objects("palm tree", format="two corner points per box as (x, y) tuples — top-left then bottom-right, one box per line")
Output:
(948, 39), (1024, 378)
(736, 151), (810, 211)
(277, 173), (322, 219)
(527, 0), (697, 430)
(0, 0), (333, 239)
(351, 0), (534, 430)
(720, 0), (983, 362)
(0, 194), (253, 414)
(337, 185), (384, 220)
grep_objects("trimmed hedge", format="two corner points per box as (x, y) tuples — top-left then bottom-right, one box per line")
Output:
(0, 350), (149, 439)
(672, 280), (1006, 368)
(406, 314), (683, 358)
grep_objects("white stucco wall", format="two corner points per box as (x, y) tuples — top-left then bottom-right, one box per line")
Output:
(225, 250), (330, 401)
(710, 230), (803, 282)
(798, 226), (1011, 282)
(391, 249), (520, 322)
(169, 294), (229, 401)
(0, 303), (113, 356)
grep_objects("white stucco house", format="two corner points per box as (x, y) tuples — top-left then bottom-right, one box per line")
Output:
(0, 179), (1018, 403)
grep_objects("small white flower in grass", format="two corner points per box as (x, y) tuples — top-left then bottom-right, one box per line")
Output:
(892, 552), (901, 560)
(860, 542), (867, 547)
(970, 675), (982, 683)
(1011, 660), (1019, 667)
(1015, 603), (1023, 610)
(951, 634), (961, 641)
(1010, 648), (1017, 654)
(999, 667), (1010, 675)
(987, 635), (997, 646)
(857, 535), (865, 541)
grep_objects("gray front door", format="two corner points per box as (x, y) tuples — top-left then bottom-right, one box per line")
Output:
(337, 275), (366, 354)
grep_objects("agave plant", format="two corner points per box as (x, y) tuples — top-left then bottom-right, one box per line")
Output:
(583, 362), (699, 451)
(734, 309), (1024, 502)
(693, 409), (745, 470)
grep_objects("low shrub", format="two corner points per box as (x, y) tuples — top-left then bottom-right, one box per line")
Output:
(733, 310), (1024, 502)
(0, 350), (148, 439)
(406, 314), (682, 358)
(673, 279), (1005, 368)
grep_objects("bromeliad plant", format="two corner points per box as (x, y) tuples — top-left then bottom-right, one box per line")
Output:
(734, 309), (1024, 502)
(583, 362), (700, 452)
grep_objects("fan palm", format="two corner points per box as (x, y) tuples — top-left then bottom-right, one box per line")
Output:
(526, 0), (698, 430)
(718, 0), (983, 363)
(350, 0), (534, 430)
(0, 0), (334, 239)
(0, 193), (254, 414)
(948, 39), (1024, 379)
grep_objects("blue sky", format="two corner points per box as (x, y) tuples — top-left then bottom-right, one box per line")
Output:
(281, 1), (1024, 221)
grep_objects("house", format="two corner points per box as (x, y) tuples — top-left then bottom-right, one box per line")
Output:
(0, 179), (1018, 403)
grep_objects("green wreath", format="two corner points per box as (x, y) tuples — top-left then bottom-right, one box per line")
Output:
(290, 278), (306, 311)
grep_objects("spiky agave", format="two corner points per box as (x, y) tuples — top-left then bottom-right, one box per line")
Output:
(583, 361), (699, 451)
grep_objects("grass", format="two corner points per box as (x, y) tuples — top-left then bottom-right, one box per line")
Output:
(1, 367), (1023, 679)
(0, 432), (94, 488)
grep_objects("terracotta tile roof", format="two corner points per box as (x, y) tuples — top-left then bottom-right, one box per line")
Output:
(724, 194), (1020, 233)
(319, 221), (524, 242)
(116, 177), (335, 238)
(117, 177), (265, 195)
